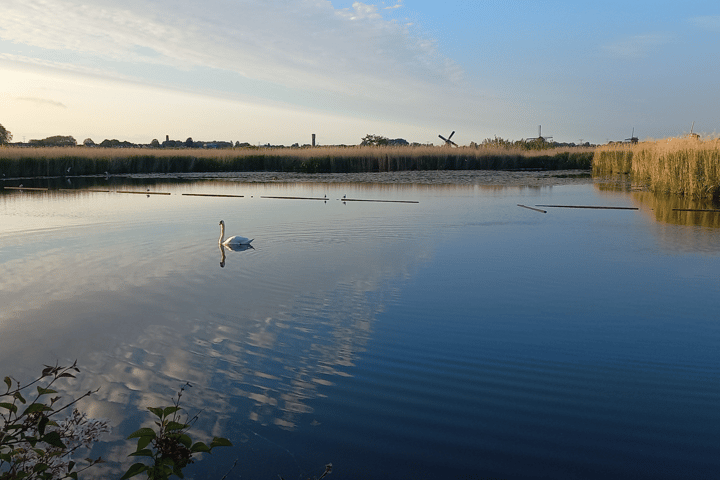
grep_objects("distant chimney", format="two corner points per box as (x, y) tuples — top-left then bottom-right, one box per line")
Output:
(312, 134), (316, 147)
(166, 135), (169, 142)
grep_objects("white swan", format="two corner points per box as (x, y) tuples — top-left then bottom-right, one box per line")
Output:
(219, 220), (253, 246)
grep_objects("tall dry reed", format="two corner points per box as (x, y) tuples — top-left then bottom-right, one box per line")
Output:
(0, 145), (594, 179)
(593, 138), (720, 199)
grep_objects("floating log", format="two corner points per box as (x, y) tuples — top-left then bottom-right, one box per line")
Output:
(116, 190), (171, 195)
(672, 208), (720, 213)
(3, 186), (48, 191)
(58, 188), (111, 193)
(181, 193), (245, 198)
(343, 198), (419, 204)
(536, 205), (638, 210)
(517, 204), (547, 213)
(261, 196), (329, 201)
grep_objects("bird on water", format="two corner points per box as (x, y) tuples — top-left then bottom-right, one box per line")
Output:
(218, 220), (253, 246)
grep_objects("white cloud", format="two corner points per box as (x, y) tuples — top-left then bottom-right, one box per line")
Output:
(338, 2), (382, 20)
(0, 0), (466, 118)
(601, 33), (672, 59)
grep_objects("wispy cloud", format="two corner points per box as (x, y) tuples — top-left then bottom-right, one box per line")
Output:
(690, 15), (720, 31)
(0, 0), (466, 121)
(15, 96), (67, 108)
(601, 33), (672, 59)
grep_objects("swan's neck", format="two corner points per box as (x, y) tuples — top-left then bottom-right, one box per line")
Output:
(219, 223), (225, 243)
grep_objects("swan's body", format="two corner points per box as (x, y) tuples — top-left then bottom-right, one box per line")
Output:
(219, 220), (253, 246)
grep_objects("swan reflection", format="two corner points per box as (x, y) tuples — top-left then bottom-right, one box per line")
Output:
(219, 243), (254, 268)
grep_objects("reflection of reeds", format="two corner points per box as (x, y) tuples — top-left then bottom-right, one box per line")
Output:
(0, 145), (594, 178)
(593, 138), (720, 199)
(630, 190), (720, 229)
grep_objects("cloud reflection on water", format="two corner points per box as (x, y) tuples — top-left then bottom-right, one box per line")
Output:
(7, 173), (717, 477)
(0, 178), (439, 475)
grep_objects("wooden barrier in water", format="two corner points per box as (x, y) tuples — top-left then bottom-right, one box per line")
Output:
(116, 190), (171, 195)
(3, 186), (48, 191)
(181, 193), (245, 198)
(342, 198), (419, 204)
(672, 208), (720, 213)
(261, 195), (419, 203)
(536, 204), (638, 210)
(261, 195), (329, 201)
(58, 188), (111, 193)
(517, 204), (547, 213)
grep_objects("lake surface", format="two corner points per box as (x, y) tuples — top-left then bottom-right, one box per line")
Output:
(1, 171), (720, 479)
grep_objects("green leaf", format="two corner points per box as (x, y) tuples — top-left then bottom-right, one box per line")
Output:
(120, 462), (148, 480)
(165, 421), (188, 431)
(190, 442), (211, 453)
(36, 387), (57, 396)
(32, 462), (49, 473)
(38, 415), (50, 435)
(68, 460), (76, 472)
(0, 402), (18, 413)
(210, 437), (233, 448)
(69, 473), (78, 480)
(136, 434), (154, 451)
(13, 391), (26, 403)
(129, 448), (154, 457)
(41, 431), (66, 448)
(127, 428), (157, 440)
(3, 376), (11, 390)
(57, 372), (76, 379)
(22, 403), (52, 416)
(163, 406), (181, 417)
(147, 406), (164, 419)
(178, 434), (192, 448)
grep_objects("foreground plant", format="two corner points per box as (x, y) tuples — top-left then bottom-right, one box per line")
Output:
(0, 361), (108, 480)
(121, 384), (232, 480)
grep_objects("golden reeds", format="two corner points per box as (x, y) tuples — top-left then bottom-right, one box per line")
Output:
(0, 145), (594, 178)
(593, 138), (720, 199)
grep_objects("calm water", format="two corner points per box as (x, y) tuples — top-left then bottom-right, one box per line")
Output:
(1, 172), (720, 479)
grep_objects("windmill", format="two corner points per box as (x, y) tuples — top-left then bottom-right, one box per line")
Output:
(438, 131), (458, 147)
(526, 125), (552, 143)
(687, 122), (700, 140)
(625, 128), (638, 144)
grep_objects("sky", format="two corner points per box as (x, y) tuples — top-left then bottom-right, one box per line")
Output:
(1, 0), (718, 146)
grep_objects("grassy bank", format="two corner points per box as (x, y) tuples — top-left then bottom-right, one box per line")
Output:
(593, 138), (720, 199)
(0, 145), (594, 178)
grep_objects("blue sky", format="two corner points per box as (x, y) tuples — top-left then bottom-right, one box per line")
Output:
(1, 0), (718, 145)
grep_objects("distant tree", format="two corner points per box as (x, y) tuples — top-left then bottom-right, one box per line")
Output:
(185, 137), (194, 148)
(29, 135), (76, 146)
(150, 138), (160, 148)
(361, 134), (389, 146)
(388, 138), (409, 146)
(481, 136), (513, 148)
(98, 139), (137, 148)
(0, 124), (12, 144)
(83, 138), (95, 146)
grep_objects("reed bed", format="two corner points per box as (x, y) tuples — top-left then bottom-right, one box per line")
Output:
(0, 145), (593, 178)
(593, 138), (720, 199)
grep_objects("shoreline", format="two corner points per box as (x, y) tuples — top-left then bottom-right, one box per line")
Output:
(1, 169), (596, 189)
